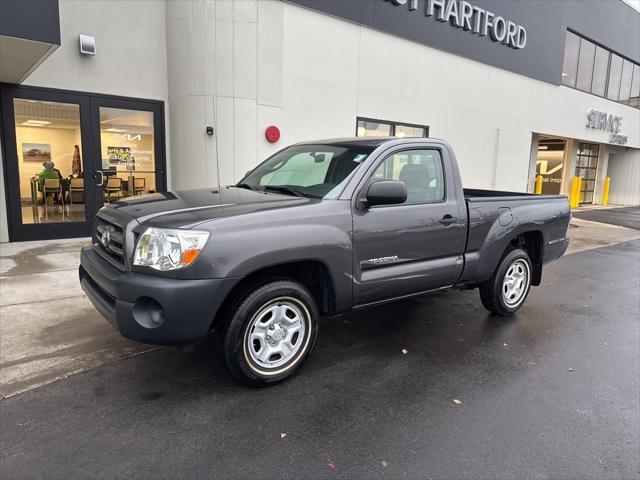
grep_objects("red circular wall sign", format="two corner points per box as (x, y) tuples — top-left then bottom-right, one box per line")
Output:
(265, 125), (281, 143)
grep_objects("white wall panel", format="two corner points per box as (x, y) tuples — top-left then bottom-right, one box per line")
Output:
(215, 96), (236, 186)
(258, 0), (283, 107)
(234, 0), (257, 23)
(215, 17), (234, 98)
(607, 149), (640, 205)
(233, 21), (257, 100)
(234, 98), (258, 180)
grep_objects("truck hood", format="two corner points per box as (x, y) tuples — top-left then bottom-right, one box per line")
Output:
(105, 187), (314, 229)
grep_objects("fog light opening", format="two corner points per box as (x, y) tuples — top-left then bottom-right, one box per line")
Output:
(132, 297), (165, 329)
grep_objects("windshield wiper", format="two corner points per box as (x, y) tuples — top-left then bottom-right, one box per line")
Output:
(262, 185), (306, 198)
(235, 183), (261, 192)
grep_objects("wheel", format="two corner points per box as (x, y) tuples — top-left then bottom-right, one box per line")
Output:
(222, 279), (319, 386)
(479, 248), (532, 316)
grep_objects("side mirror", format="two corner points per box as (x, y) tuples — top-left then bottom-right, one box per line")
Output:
(365, 180), (407, 207)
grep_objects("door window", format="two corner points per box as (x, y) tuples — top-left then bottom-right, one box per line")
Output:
(12, 98), (86, 224)
(575, 142), (599, 204)
(99, 107), (156, 200)
(372, 149), (445, 204)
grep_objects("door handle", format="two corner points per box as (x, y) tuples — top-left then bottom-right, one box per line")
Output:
(439, 214), (458, 225)
(96, 170), (104, 187)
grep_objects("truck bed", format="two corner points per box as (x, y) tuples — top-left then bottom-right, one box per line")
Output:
(463, 188), (565, 201)
(459, 188), (571, 286)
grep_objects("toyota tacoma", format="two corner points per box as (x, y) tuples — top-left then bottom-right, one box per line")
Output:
(80, 138), (570, 386)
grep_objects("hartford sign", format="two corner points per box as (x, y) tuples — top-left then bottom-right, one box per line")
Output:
(385, 0), (527, 49)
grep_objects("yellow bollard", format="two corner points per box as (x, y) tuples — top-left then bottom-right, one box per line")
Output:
(534, 175), (543, 195)
(602, 177), (611, 206)
(576, 176), (583, 207)
(569, 176), (578, 208)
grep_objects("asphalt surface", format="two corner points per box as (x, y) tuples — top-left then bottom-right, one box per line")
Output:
(1, 240), (639, 480)
(573, 206), (640, 230)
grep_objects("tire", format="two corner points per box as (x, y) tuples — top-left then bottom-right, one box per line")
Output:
(222, 279), (319, 387)
(479, 247), (532, 316)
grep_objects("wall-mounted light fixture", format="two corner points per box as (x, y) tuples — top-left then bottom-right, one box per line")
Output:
(79, 34), (96, 55)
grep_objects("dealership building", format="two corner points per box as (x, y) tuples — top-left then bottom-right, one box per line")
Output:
(0, 0), (639, 242)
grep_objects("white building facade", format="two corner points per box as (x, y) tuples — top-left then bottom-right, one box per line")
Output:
(1, 0), (639, 242)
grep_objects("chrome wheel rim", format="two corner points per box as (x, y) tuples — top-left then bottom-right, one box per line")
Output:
(502, 259), (530, 308)
(245, 298), (308, 371)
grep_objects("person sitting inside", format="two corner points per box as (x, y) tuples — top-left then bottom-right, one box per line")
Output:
(38, 161), (63, 203)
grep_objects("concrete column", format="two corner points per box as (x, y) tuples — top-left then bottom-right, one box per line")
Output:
(562, 139), (578, 196)
(526, 133), (539, 193)
(166, 0), (283, 190)
(0, 136), (8, 242)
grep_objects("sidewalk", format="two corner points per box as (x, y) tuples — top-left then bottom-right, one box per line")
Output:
(1, 218), (638, 398)
(0, 238), (156, 398)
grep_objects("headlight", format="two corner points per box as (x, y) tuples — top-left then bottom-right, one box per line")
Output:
(133, 227), (210, 271)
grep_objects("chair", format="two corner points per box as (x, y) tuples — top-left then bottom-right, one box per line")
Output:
(42, 178), (63, 220)
(104, 177), (123, 203)
(69, 178), (84, 205)
(134, 177), (146, 195)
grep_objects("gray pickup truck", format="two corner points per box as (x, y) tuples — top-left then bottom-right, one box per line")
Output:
(80, 137), (570, 385)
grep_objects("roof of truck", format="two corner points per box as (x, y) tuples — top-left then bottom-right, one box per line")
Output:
(293, 137), (443, 148)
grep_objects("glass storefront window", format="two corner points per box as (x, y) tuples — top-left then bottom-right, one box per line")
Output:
(357, 120), (392, 137)
(13, 98), (86, 224)
(606, 54), (623, 101)
(630, 65), (640, 108)
(560, 30), (638, 109)
(395, 124), (427, 138)
(619, 59), (635, 103)
(561, 31), (580, 88)
(576, 38), (595, 92)
(591, 46), (609, 97)
(356, 118), (429, 138)
(99, 107), (156, 201)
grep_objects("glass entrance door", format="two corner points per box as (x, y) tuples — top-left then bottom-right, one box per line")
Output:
(1, 87), (99, 241)
(1, 86), (166, 241)
(90, 97), (165, 209)
(575, 142), (600, 205)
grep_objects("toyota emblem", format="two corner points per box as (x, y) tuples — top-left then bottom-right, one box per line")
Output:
(101, 228), (111, 248)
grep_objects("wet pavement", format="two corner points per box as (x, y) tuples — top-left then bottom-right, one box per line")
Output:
(1, 239), (638, 480)
(573, 205), (640, 230)
(0, 239), (155, 397)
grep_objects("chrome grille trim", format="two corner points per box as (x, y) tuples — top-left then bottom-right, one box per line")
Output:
(94, 216), (126, 270)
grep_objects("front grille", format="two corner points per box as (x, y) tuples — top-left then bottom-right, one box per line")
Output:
(95, 216), (126, 270)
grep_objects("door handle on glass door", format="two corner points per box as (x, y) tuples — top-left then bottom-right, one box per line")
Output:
(439, 214), (458, 225)
(96, 170), (104, 187)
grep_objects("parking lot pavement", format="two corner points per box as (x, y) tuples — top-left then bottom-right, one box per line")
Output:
(1, 239), (638, 480)
(573, 205), (640, 230)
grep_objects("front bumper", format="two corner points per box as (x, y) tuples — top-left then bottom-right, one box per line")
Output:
(80, 247), (239, 345)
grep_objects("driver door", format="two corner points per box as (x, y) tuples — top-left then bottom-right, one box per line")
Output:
(352, 147), (466, 305)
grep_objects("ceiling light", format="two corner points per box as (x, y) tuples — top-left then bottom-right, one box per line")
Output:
(21, 120), (51, 126)
(538, 145), (548, 150)
(104, 128), (127, 133)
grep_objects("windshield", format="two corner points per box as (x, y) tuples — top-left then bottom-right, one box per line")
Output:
(238, 144), (373, 199)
